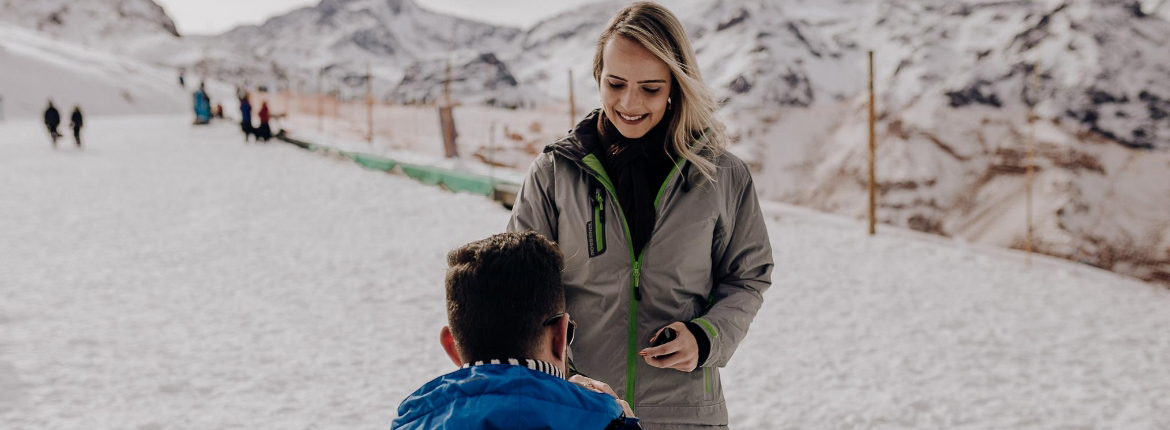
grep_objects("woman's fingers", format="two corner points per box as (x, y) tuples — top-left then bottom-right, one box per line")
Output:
(570, 375), (618, 398)
(592, 380), (617, 398)
(645, 348), (693, 369)
(616, 399), (636, 418)
(642, 321), (700, 371)
(638, 340), (681, 359)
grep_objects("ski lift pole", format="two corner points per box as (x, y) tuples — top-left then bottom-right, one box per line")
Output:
(568, 69), (576, 128)
(367, 61), (374, 144)
(868, 50), (877, 236)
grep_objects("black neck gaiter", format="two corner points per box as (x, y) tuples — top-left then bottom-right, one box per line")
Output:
(595, 113), (677, 255)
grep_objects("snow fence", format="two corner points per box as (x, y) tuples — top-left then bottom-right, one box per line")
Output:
(277, 133), (519, 207)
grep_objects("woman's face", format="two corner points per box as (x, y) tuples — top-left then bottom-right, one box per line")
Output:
(599, 36), (673, 139)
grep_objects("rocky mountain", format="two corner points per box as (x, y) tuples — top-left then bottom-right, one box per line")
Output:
(0, 0), (180, 49)
(757, 0), (1170, 284)
(183, 0), (529, 105)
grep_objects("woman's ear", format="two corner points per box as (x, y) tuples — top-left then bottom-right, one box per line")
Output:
(440, 326), (463, 367)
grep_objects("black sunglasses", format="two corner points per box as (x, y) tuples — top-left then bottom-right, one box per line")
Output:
(543, 313), (577, 345)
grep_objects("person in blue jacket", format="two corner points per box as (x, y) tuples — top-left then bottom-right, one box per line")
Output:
(392, 231), (641, 430)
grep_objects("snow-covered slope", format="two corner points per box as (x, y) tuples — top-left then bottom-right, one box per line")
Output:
(0, 24), (188, 119)
(0, 0), (181, 58)
(752, 0), (1170, 285)
(2, 116), (1169, 428)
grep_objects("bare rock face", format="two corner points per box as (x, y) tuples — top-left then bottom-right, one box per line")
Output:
(761, 0), (1170, 285)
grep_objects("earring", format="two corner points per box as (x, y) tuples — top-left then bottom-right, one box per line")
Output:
(667, 97), (672, 109)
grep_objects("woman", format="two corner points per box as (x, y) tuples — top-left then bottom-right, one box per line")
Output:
(256, 101), (272, 141)
(507, 2), (773, 429)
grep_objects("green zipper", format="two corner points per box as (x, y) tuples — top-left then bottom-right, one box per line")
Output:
(580, 154), (681, 407)
(592, 189), (606, 254)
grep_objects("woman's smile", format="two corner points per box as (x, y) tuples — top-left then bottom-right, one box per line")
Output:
(616, 110), (649, 124)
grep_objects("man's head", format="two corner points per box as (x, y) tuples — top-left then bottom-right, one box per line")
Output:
(439, 231), (571, 373)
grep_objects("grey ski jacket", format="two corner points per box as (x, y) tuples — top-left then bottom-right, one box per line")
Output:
(507, 111), (774, 427)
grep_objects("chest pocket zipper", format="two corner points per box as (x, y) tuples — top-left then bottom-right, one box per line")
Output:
(587, 183), (606, 257)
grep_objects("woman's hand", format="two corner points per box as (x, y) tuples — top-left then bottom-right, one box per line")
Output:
(639, 321), (699, 372)
(570, 374), (619, 398)
(569, 375), (636, 418)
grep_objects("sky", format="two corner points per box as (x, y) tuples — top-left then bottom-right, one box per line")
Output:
(153, 0), (602, 35)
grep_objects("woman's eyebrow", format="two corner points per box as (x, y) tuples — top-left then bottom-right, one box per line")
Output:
(606, 74), (666, 84)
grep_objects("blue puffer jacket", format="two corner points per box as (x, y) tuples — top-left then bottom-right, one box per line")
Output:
(392, 364), (638, 429)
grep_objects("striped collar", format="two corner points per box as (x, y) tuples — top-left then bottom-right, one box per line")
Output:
(461, 358), (565, 379)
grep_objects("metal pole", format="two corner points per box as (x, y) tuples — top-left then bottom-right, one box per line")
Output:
(1026, 65), (1038, 264)
(317, 71), (323, 133)
(568, 69), (576, 128)
(868, 50), (877, 236)
(367, 61), (374, 143)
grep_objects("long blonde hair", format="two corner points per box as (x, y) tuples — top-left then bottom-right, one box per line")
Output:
(592, 1), (727, 181)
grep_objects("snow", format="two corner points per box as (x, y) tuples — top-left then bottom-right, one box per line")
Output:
(0, 24), (188, 119)
(2, 115), (1170, 429)
(0, 23), (244, 121)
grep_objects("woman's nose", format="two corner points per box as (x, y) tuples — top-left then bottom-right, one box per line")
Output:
(619, 88), (640, 110)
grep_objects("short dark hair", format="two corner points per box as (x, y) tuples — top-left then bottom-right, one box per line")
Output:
(445, 231), (565, 362)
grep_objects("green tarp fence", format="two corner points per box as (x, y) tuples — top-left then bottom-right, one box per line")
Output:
(276, 133), (514, 198)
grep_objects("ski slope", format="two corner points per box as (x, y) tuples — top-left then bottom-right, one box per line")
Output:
(0, 116), (1168, 429)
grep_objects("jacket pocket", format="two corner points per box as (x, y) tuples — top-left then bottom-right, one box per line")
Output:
(587, 184), (606, 257)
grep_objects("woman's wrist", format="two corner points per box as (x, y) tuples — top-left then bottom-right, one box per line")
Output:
(683, 321), (711, 368)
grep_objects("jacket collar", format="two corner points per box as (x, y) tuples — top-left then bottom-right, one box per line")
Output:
(546, 109), (713, 191)
(461, 358), (565, 380)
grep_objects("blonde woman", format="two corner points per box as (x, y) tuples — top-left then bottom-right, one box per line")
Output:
(508, 2), (773, 428)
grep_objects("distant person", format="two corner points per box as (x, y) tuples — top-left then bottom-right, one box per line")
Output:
(214, 104), (224, 119)
(44, 100), (61, 146)
(193, 83), (211, 125)
(507, 3), (773, 428)
(239, 93), (253, 142)
(256, 101), (272, 141)
(178, 70), (186, 88)
(391, 231), (640, 430)
(70, 106), (83, 147)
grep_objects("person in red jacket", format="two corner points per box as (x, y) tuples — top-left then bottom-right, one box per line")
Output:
(256, 101), (273, 142)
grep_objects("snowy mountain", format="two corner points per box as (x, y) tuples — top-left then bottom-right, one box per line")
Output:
(187, 0), (527, 104)
(755, 0), (1170, 285)
(0, 0), (180, 55)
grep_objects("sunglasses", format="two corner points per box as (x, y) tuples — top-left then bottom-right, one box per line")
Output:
(542, 313), (577, 345)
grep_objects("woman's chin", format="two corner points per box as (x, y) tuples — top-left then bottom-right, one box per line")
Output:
(616, 129), (648, 139)
(613, 122), (654, 139)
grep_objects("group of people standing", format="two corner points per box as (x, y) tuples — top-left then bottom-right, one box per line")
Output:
(43, 100), (83, 148)
(237, 89), (272, 143)
(191, 82), (273, 143)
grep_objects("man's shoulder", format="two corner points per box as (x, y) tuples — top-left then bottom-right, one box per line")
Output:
(393, 365), (622, 429)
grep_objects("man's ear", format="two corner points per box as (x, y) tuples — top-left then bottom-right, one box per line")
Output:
(548, 315), (569, 362)
(440, 326), (463, 367)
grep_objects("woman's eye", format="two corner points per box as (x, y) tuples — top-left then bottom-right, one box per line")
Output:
(608, 82), (625, 89)
(643, 87), (661, 94)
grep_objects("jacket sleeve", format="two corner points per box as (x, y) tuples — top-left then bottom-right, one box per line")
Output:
(692, 164), (774, 368)
(506, 153), (559, 240)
